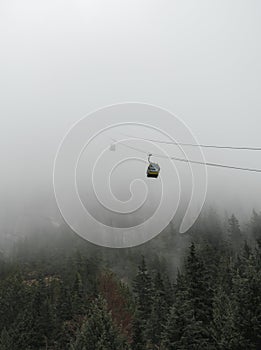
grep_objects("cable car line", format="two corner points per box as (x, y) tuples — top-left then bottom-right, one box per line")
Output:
(120, 134), (261, 151)
(111, 138), (261, 173)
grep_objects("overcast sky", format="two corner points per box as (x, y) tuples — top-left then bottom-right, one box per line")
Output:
(1, 0), (261, 229)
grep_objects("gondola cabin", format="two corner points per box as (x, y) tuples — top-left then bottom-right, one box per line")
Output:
(147, 162), (160, 178)
(110, 143), (116, 151)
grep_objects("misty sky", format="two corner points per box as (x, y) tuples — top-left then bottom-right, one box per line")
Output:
(1, 0), (261, 232)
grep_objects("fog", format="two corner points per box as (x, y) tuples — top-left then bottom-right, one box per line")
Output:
(1, 0), (261, 246)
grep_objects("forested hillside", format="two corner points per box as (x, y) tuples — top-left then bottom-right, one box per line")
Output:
(0, 210), (260, 349)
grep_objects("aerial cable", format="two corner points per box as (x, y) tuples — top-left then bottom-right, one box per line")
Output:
(120, 134), (261, 151)
(111, 138), (261, 173)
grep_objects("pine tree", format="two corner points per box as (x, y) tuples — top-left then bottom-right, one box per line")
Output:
(132, 256), (153, 347)
(228, 214), (242, 252)
(146, 272), (168, 346)
(163, 274), (174, 307)
(0, 328), (14, 350)
(0, 273), (27, 330)
(250, 210), (261, 241)
(131, 314), (145, 350)
(185, 243), (210, 325)
(132, 256), (153, 321)
(72, 271), (85, 315)
(164, 243), (214, 348)
(211, 285), (238, 349)
(232, 248), (261, 349)
(32, 279), (54, 347)
(58, 283), (73, 321)
(71, 295), (128, 350)
(162, 272), (209, 349)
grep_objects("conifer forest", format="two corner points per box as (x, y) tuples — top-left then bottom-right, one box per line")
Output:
(0, 210), (260, 350)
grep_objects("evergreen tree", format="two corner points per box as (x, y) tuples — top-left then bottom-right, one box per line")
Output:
(132, 256), (153, 347)
(57, 283), (73, 321)
(232, 249), (261, 349)
(162, 272), (209, 349)
(32, 279), (54, 347)
(185, 243), (211, 326)
(146, 272), (168, 346)
(211, 285), (238, 349)
(0, 328), (14, 350)
(131, 314), (145, 350)
(228, 214), (242, 252)
(250, 210), (261, 241)
(71, 295), (128, 350)
(163, 274), (174, 307)
(132, 256), (153, 321)
(72, 271), (85, 316)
